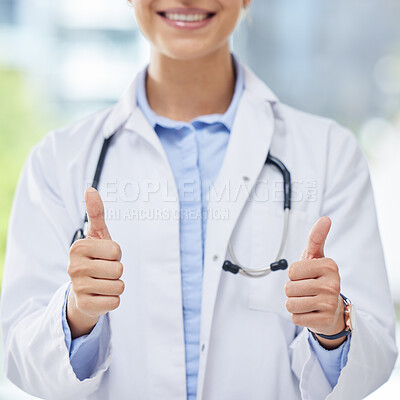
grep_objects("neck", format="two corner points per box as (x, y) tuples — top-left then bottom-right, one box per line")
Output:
(146, 44), (236, 122)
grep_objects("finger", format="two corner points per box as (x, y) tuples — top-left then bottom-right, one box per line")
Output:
(290, 310), (340, 334)
(291, 311), (321, 328)
(285, 279), (321, 297)
(301, 216), (331, 260)
(77, 294), (121, 314)
(74, 276), (125, 296)
(87, 279), (125, 296)
(286, 297), (319, 314)
(288, 259), (323, 281)
(85, 187), (111, 240)
(72, 238), (122, 261)
(87, 260), (123, 280)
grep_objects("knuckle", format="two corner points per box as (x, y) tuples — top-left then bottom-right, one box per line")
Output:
(108, 296), (121, 310)
(67, 262), (76, 277)
(284, 281), (291, 296)
(112, 280), (125, 296)
(72, 278), (85, 294)
(325, 299), (337, 311)
(111, 242), (122, 260)
(332, 280), (340, 292)
(291, 314), (301, 325)
(323, 282), (340, 296)
(79, 281), (92, 295)
(324, 258), (338, 273)
(288, 263), (296, 280)
(330, 281), (340, 294)
(71, 239), (89, 254)
(69, 241), (80, 255)
(74, 276), (94, 295)
(116, 280), (125, 295)
(116, 262), (124, 278)
(68, 262), (85, 277)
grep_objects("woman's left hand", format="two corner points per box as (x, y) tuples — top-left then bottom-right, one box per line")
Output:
(284, 217), (346, 349)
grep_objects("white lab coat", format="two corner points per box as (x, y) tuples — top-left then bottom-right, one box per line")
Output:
(0, 63), (397, 400)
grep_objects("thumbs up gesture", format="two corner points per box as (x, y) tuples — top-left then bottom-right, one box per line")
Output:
(67, 188), (125, 339)
(285, 217), (346, 349)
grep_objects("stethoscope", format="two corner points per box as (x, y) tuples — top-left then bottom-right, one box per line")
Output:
(71, 130), (291, 279)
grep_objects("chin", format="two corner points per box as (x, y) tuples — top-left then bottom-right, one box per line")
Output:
(159, 40), (226, 62)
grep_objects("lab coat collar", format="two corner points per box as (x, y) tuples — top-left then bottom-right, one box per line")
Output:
(102, 56), (280, 141)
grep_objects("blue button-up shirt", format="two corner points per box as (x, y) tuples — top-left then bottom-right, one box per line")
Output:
(62, 53), (350, 396)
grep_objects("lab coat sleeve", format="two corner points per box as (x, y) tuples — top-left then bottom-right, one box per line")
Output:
(62, 283), (108, 381)
(307, 330), (350, 388)
(0, 133), (113, 399)
(289, 123), (398, 400)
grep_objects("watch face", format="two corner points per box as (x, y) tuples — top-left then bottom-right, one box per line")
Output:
(345, 303), (353, 332)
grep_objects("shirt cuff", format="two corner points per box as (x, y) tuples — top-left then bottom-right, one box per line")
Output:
(62, 282), (106, 380)
(308, 330), (351, 388)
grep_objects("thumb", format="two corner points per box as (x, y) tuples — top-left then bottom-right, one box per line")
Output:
(301, 216), (331, 260)
(84, 187), (111, 240)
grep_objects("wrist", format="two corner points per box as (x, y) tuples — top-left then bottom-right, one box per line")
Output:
(309, 293), (353, 349)
(314, 332), (347, 350)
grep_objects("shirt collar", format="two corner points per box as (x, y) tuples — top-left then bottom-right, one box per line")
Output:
(136, 53), (245, 131)
(103, 53), (279, 139)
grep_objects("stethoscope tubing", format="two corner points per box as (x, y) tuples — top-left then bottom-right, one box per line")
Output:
(228, 208), (290, 278)
(71, 129), (292, 279)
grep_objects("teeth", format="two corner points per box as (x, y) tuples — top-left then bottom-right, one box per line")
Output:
(165, 13), (209, 22)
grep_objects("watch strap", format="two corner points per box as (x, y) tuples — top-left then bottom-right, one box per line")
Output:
(308, 293), (352, 341)
(309, 328), (351, 341)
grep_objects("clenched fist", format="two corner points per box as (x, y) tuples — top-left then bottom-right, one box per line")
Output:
(285, 216), (346, 349)
(67, 187), (125, 339)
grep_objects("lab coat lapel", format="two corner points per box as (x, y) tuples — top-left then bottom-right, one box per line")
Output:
(197, 69), (278, 396)
(104, 70), (188, 397)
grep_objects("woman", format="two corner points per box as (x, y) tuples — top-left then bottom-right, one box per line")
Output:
(0, 1), (397, 399)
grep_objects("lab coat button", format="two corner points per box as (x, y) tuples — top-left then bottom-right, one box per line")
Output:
(213, 254), (219, 262)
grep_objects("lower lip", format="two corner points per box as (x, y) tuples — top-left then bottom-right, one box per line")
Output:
(158, 13), (215, 30)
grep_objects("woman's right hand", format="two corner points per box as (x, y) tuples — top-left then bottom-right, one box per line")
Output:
(67, 187), (125, 339)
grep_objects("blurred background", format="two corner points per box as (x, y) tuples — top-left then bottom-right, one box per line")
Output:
(0, 0), (399, 398)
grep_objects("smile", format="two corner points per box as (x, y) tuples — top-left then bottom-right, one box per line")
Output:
(157, 9), (216, 29)
(160, 12), (214, 22)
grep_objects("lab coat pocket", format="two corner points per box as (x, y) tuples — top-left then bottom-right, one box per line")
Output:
(247, 201), (312, 319)
(248, 274), (290, 319)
